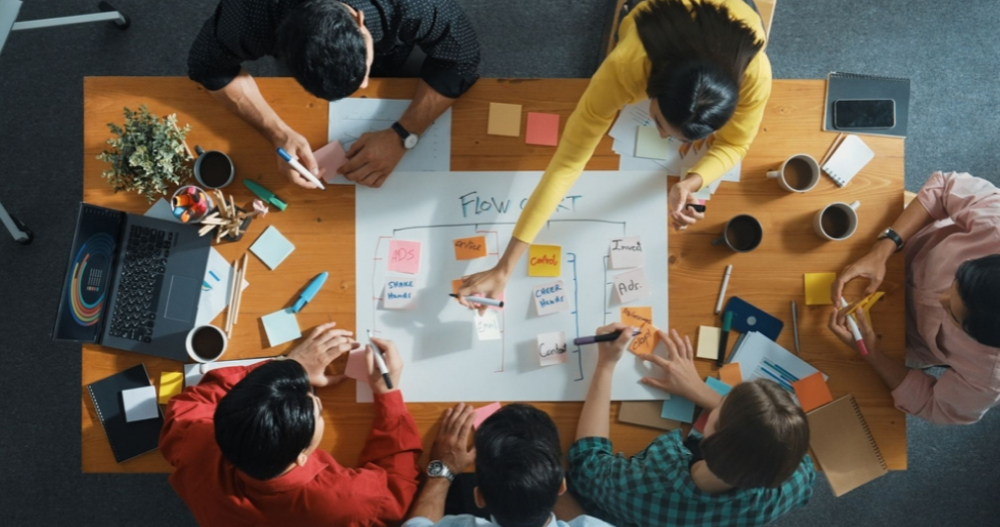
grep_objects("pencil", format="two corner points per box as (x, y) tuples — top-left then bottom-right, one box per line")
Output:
(233, 253), (248, 326)
(820, 132), (846, 167)
(225, 257), (239, 337)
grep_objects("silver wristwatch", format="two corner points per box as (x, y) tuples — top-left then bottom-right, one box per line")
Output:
(427, 460), (454, 481)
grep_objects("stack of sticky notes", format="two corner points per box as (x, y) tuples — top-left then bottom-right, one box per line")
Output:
(525, 112), (559, 146)
(804, 272), (837, 305)
(250, 226), (295, 270)
(488, 102), (522, 137)
(158, 372), (184, 405)
(696, 326), (722, 360)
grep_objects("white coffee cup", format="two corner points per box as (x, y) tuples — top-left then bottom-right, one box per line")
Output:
(814, 200), (861, 241)
(767, 154), (821, 193)
(186, 324), (228, 363)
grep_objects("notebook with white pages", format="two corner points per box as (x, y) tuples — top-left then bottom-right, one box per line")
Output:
(822, 134), (875, 187)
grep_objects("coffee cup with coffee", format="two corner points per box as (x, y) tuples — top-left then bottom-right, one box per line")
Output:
(712, 214), (763, 253)
(767, 154), (820, 193)
(814, 200), (860, 241)
(193, 146), (235, 189)
(186, 324), (228, 363)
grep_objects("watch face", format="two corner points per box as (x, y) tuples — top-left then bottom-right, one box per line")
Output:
(404, 134), (418, 149)
(428, 461), (444, 476)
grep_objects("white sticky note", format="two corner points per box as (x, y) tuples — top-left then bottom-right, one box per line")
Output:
(383, 277), (417, 310)
(122, 386), (159, 423)
(532, 280), (568, 316)
(475, 311), (502, 340)
(696, 326), (723, 360)
(613, 268), (650, 304)
(538, 331), (568, 366)
(609, 236), (643, 269)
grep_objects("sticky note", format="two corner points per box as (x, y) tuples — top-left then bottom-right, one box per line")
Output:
(473, 402), (502, 428)
(613, 268), (650, 304)
(488, 102), (522, 137)
(525, 112), (559, 146)
(538, 331), (568, 366)
(250, 226), (295, 270)
(804, 272), (837, 305)
(609, 236), (643, 269)
(528, 244), (561, 277)
(344, 347), (369, 383)
(793, 372), (834, 412)
(122, 386), (159, 423)
(628, 323), (659, 355)
(705, 377), (733, 397)
(475, 311), (502, 341)
(261, 308), (301, 347)
(621, 306), (652, 327)
(635, 125), (672, 159)
(383, 277), (416, 310)
(452, 279), (463, 294)
(454, 235), (488, 260)
(661, 395), (695, 423)
(696, 326), (722, 360)
(692, 410), (711, 434)
(316, 140), (349, 182)
(158, 372), (184, 405)
(719, 362), (742, 386)
(387, 239), (421, 274)
(533, 280), (568, 316)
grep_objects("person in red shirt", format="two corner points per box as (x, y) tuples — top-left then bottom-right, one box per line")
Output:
(160, 322), (423, 526)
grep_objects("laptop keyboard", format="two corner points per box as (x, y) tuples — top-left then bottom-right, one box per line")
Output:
(107, 225), (174, 343)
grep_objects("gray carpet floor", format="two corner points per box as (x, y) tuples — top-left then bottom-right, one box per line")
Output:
(1, 0), (998, 525)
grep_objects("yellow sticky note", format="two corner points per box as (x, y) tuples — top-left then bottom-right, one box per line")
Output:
(528, 244), (561, 277)
(628, 323), (659, 355)
(696, 326), (722, 360)
(804, 273), (837, 305)
(488, 102), (522, 137)
(621, 306), (652, 328)
(158, 372), (184, 405)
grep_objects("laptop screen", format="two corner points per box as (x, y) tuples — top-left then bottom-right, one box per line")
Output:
(53, 204), (123, 342)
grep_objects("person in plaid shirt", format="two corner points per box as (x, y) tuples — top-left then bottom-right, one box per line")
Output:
(567, 323), (815, 527)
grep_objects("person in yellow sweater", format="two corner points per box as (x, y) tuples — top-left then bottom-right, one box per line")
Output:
(457, 0), (770, 311)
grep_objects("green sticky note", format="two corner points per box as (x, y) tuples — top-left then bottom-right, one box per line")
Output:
(634, 125), (672, 160)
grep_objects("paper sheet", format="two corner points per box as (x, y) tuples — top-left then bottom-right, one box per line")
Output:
(476, 311), (502, 341)
(344, 348), (370, 383)
(661, 394), (695, 423)
(728, 332), (827, 394)
(635, 125), (673, 159)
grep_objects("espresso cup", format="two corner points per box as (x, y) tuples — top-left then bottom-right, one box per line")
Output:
(186, 324), (228, 363)
(712, 214), (763, 253)
(193, 145), (235, 189)
(767, 154), (820, 193)
(814, 200), (860, 241)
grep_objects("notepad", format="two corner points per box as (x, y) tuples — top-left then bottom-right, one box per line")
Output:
(822, 134), (875, 187)
(250, 226), (295, 270)
(807, 394), (888, 496)
(619, 401), (682, 431)
(87, 364), (164, 463)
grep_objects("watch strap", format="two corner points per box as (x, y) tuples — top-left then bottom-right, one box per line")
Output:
(879, 227), (904, 252)
(391, 121), (411, 141)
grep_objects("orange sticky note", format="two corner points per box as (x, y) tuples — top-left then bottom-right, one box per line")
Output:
(452, 279), (463, 294)
(488, 102), (522, 137)
(528, 244), (561, 277)
(525, 112), (559, 146)
(792, 372), (834, 412)
(454, 236), (488, 260)
(719, 363), (742, 386)
(620, 306), (652, 327)
(628, 323), (659, 355)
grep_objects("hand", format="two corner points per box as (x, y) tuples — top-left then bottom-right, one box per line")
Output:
(430, 403), (477, 474)
(831, 241), (893, 307)
(596, 322), (632, 366)
(272, 128), (323, 189)
(287, 322), (358, 387)
(668, 176), (706, 231)
(456, 266), (510, 316)
(828, 306), (878, 358)
(366, 336), (404, 394)
(640, 329), (719, 408)
(340, 129), (406, 188)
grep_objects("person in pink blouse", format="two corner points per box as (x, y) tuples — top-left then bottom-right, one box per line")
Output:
(828, 171), (1000, 425)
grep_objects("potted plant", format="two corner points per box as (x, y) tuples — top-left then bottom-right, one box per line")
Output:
(97, 105), (193, 202)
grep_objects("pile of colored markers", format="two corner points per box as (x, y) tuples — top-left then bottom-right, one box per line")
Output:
(172, 186), (212, 223)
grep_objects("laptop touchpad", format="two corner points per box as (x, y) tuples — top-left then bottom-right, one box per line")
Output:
(164, 276), (200, 322)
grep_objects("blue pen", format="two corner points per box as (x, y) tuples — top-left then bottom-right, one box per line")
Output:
(291, 272), (329, 313)
(760, 366), (795, 392)
(764, 359), (800, 383)
(762, 360), (797, 384)
(276, 147), (326, 190)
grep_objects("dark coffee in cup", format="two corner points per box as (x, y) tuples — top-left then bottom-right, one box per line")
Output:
(194, 145), (235, 189)
(186, 325), (227, 362)
(784, 157), (816, 191)
(821, 206), (851, 239)
(713, 214), (763, 253)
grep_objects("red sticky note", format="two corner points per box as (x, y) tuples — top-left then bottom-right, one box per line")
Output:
(316, 140), (349, 182)
(344, 348), (369, 383)
(387, 239), (421, 274)
(525, 112), (559, 146)
(474, 402), (502, 428)
(692, 410), (710, 434)
(792, 372), (834, 412)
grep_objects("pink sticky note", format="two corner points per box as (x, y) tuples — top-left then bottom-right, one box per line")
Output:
(316, 140), (349, 183)
(344, 348), (369, 383)
(525, 113), (559, 146)
(474, 402), (502, 428)
(387, 239), (421, 274)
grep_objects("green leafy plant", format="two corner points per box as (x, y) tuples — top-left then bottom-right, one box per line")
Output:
(97, 105), (193, 202)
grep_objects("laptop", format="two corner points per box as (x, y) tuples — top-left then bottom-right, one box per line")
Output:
(54, 203), (212, 361)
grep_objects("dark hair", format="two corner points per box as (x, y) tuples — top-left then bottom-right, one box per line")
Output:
(214, 361), (316, 480)
(954, 255), (1000, 347)
(701, 379), (809, 488)
(475, 404), (564, 527)
(274, 0), (367, 101)
(635, 0), (764, 140)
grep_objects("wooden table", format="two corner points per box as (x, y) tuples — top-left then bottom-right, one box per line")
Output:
(82, 77), (906, 473)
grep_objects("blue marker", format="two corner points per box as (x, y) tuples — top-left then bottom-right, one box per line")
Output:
(291, 272), (329, 313)
(276, 147), (326, 190)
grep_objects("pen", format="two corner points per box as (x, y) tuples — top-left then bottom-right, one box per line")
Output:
(276, 148), (326, 190)
(449, 293), (504, 308)
(714, 265), (732, 315)
(366, 330), (394, 389)
(686, 203), (707, 213)
(840, 298), (869, 356)
(717, 311), (733, 367)
(791, 300), (800, 355)
(243, 179), (288, 211)
(573, 329), (640, 346)
(291, 272), (328, 313)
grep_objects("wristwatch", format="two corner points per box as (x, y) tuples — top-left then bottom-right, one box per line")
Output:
(427, 460), (454, 482)
(391, 121), (419, 149)
(877, 227), (904, 252)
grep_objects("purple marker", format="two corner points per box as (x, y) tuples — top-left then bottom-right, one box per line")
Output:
(573, 329), (639, 346)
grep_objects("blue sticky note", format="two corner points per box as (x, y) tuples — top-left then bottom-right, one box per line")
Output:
(706, 377), (733, 397)
(661, 395), (696, 423)
(250, 226), (295, 270)
(261, 308), (301, 347)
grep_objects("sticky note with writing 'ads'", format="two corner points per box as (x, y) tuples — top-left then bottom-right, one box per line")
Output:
(538, 331), (568, 366)
(621, 306), (652, 327)
(793, 372), (834, 412)
(804, 272), (837, 305)
(609, 236), (643, 269)
(488, 102), (522, 137)
(387, 239), (421, 274)
(454, 235), (488, 260)
(613, 268), (650, 304)
(628, 322), (659, 355)
(528, 244), (561, 277)
(533, 280), (567, 316)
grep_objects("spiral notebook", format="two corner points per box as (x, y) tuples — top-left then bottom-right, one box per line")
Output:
(822, 134), (875, 187)
(87, 364), (164, 463)
(823, 72), (910, 138)
(807, 394), (888, 496)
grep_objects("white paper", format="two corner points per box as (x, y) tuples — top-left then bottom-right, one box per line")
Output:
(475, 311), (502, 340)
(122, 386), (159, 422)
(609, 236), (643, 269)
(383, 277), (417, 310)
(183, 358), (272, 387)
(728, 332), (828, 391)
(609, 102), (654, 141)
(538, 331), (569, 366)
(532, 280), (568, 316)
(613, 268), (651, 304)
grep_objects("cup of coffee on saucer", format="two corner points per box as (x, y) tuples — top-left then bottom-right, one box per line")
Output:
(814, 200), (860, 241)
(712, 214), (763, 253)
(193, 146), (235, 189)
(767, 154), (821, 193)
(186, 324), (228, 363)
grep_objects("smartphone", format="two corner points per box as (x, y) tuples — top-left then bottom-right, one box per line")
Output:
(833, 99), (896, 130)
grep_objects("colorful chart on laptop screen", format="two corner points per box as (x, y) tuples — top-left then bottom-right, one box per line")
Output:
(67, 233), (116, 326)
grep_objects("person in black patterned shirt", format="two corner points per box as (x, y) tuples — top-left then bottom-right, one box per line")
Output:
(189, 0), (480, 188)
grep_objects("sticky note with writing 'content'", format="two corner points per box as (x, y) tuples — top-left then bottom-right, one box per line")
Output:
(528, 244), (561, 277)
(488, 102), (522, 137)
(613, 268), (650, 304)
(804, 272), (837, 305)
(621, 306), (652, 327)
(454, 235), (488, 260)
(383, 277), (416, 310)
(609, 236), (643, 269)
(533, 280), (567, 316)
(628, 323), (659, 355)
(538, 331), (568, 366)
(387, 239), (421, 274)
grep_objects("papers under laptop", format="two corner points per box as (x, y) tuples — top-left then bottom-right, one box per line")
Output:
(727, 331), (827, 402)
